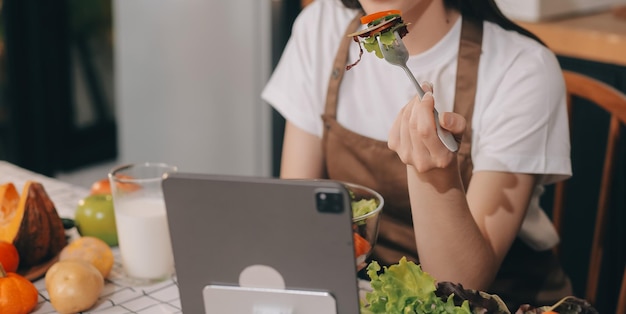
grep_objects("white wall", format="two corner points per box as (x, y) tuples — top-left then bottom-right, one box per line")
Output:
(113, 0), (272, 176)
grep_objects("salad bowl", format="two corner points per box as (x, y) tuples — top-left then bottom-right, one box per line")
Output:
(344, 183), (384, 270)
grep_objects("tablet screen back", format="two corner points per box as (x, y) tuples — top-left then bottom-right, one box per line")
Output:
(162, 173), (360, 313)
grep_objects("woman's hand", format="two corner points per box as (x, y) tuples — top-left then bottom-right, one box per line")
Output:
(388, 82), (466, 172)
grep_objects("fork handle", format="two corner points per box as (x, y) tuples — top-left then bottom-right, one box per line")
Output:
(401, 66), (459, 152)
(402, 66), (426, 99)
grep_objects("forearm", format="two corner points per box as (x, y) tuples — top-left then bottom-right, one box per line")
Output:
(279, 122), (325, 179)
(407, 163), (498, 290)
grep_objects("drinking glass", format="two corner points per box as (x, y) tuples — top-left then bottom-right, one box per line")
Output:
(108, 162), (178, 285)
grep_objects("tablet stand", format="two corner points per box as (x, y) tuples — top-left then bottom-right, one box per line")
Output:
(203, 285), (337, 314)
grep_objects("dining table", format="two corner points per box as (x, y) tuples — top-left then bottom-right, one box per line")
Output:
(2, 160), (376, 313)
(1, 161), (182, 314)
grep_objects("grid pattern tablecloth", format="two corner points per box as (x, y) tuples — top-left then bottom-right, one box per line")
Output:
(0, 161), (182, 314)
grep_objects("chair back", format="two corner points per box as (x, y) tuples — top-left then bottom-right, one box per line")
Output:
(553, 70), (626, 314)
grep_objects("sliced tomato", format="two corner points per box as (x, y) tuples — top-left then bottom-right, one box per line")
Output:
(353, 232), (371, 258)
(361, 9), (402, 25)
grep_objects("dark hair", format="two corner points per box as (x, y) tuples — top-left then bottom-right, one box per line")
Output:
(340, 0), (544, 45)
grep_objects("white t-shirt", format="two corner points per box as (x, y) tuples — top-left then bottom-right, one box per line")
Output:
(262, 0), (571, 251)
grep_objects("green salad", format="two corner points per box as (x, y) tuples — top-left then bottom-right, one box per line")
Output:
(360, 257), (596, 314)
(352, 198), (379, 218)
(361, 257), (472, 314)
(346, 11), (409, 70)
(361, 14), (408, 59)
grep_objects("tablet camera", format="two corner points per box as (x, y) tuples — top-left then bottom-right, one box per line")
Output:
(315, 191), (344, 214)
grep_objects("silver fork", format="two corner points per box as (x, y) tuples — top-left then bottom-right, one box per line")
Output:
(377, 31), (459, 152)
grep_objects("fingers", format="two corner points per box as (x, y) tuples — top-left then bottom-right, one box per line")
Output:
(389, 94), (430, 164)
(439, 111), (467, 137)
(409, 91), (438, 145)
(421, 81), (433, 97)
(410, 92), (452, 167)
(389, 89), (456, 172)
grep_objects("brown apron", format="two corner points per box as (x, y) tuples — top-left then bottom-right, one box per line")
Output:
(321, 13), (572, 309)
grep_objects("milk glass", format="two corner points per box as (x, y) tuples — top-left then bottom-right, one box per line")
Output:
(108, 162), (178, 285)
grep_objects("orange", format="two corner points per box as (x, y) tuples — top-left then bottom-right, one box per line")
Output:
(59, 236), (114, 278)
(0, 266), (38, 314)
(0, 241), (19, 273)
(90, 175), (140, 195)
(90, 178), (112, 195)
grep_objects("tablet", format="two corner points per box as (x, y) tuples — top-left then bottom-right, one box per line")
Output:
(162, 173), (361, 313)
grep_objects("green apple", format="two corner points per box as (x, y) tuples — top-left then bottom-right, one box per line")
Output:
(74, 194), (118, 246)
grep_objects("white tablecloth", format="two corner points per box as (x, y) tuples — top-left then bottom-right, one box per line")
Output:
(0, 161), (182, 314)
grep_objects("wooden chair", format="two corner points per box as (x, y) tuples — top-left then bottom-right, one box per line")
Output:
(552, 70), (626, 314)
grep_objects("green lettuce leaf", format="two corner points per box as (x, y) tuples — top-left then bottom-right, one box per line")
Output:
(363, 36), (382, 58)
(361, 257), (472, 314)
(378, 30), (397, 47)
(352, 198), (378, 218)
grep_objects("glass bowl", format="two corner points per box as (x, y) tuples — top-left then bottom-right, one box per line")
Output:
(344, 183), (384, 270)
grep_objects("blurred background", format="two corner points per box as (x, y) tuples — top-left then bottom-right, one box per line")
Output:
(0, 0), (303, 179)
(0, 0), (623, 313)
(0, 0), (117, 177)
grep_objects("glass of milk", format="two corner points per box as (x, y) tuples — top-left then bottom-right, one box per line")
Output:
(108, 162), (178, 285)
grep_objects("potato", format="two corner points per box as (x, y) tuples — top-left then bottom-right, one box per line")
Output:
(59, 236), (114, 278)
(45, 260), (104, 314)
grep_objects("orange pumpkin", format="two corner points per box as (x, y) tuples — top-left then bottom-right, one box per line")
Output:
(0, 241), (20, 273)
(0, 181), (67, 270)
(0, 183), (20, 240)
(0, 263), (38, 314)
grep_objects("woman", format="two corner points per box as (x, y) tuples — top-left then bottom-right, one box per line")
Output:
(262, 0), (572, 308)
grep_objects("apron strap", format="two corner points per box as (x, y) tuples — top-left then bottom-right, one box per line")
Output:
(453, 15), (483, 189)
(321, 12), (363, 177)
(323, 12), (364, 119)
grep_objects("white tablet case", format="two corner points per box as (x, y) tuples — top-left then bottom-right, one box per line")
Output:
(162, 173), (361, 313)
